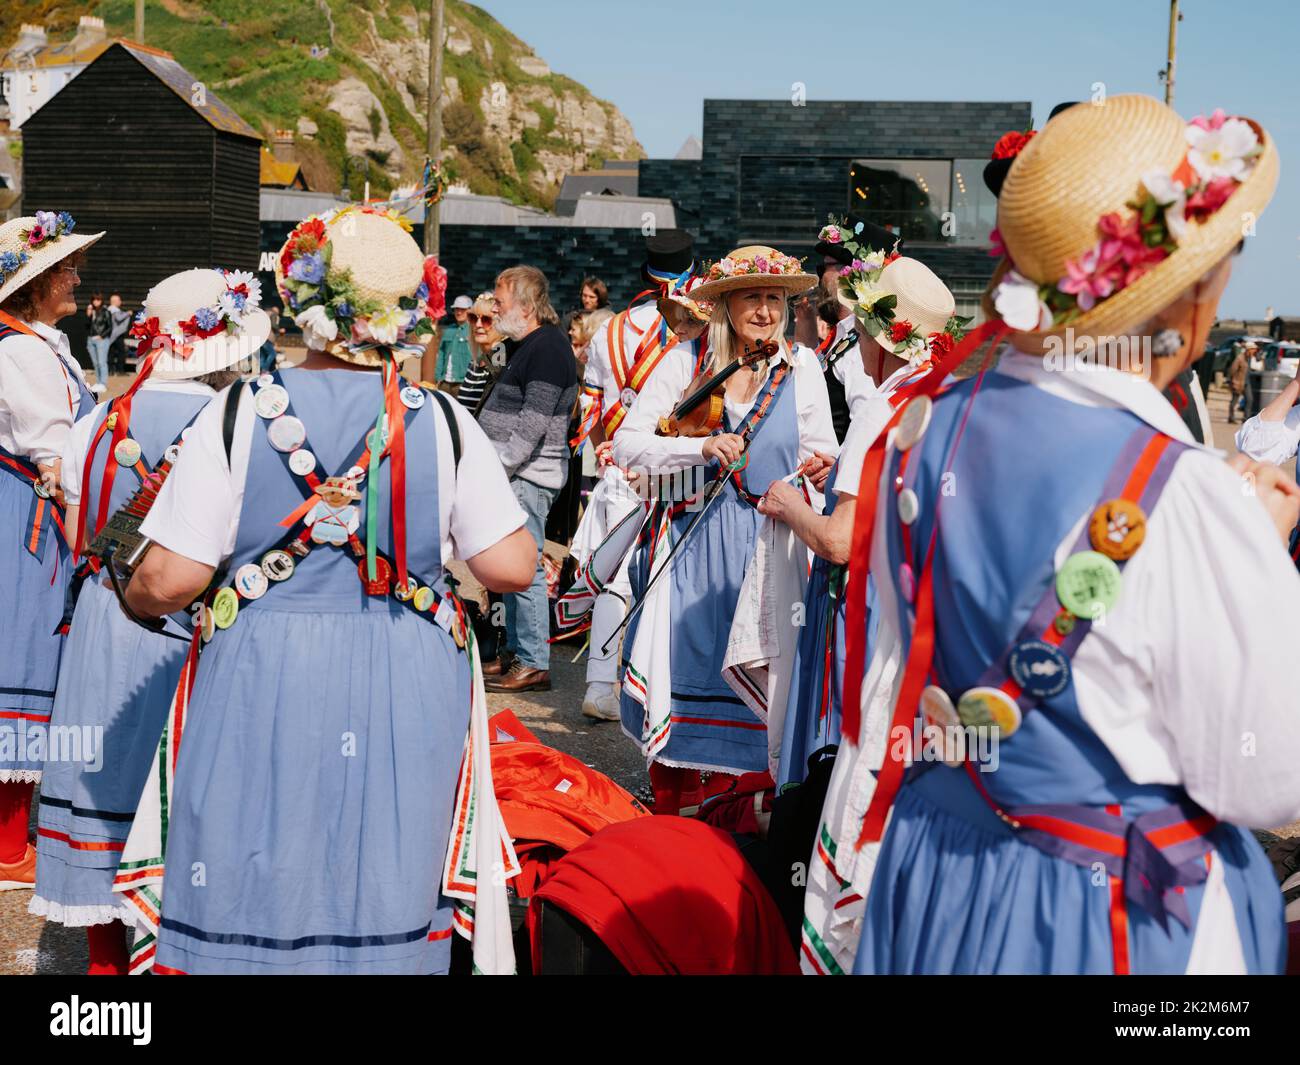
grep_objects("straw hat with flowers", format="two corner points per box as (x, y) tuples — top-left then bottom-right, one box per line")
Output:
(0, 212), (104, 307)
(985, 94), (1278, 352)
(687, 245), (817, 305)
(841, 255), (971, 368)
(275, 206), (439, 366)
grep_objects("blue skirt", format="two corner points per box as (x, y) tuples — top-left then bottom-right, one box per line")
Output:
(854, 766), (1285, 974)
(0, 471), (70, 780)
(620, 491), (768, 776)
(154, 604), (471, 975)
(32, 579), (187, 924)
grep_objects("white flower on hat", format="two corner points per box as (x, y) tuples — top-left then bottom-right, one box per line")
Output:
(851, 278), (886, 309)
(1186, 117), (1258, 182)
(295, 304), (338, 350)
(368, 305), (405, 346)
(993, 270), (1052, 331)
(1141, 170), (1188, 243)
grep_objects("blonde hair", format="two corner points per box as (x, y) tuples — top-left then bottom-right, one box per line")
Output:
(705, 289), (789, 373)
(497, 265), (559, 326)
(469, 290), (503, 359)
(573, 306), (613, 349)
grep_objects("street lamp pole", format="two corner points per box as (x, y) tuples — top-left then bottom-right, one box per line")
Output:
(135, 0), (145, 43)
(424, 0), (445, 257)
(1164, 0), (1180, 107)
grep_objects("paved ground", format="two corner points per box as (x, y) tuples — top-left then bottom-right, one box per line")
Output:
(1, 372), (1293, 974)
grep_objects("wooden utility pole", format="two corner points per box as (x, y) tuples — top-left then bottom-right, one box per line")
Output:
(423, 0), (445, 256)
(1164, 0), (1180, 107)
(135, 0), (145, 44)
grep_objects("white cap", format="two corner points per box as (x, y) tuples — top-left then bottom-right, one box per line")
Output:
(452, 295), (473, 310)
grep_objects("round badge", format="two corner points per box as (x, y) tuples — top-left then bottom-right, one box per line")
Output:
(1053, 611), (1076, 637)
(619, 387), (637, 409)
(113, 438), (142, 467)
(393, 577), (417, 602)
(234, 563), (269, 601)
(181, 426), (192, 441)
(254, 384), (290, 419)
(163, 443), (181, 466)
(357, 557), (393, 595)
(256, 373), (275, 388)
(898, 562), (915, 604)
(260, 549), (295, 582)
(920, 685), (960, 730)
(897, 487), (920, 526)
(1007, 639), (1072, 698)
(211, 587), (239, 630)
(413, 586), (435, 612)
(267, 415), (306, 453)
(288, 449), (317, 476)
(346, 465), (366, 480)
(400, 386), (426, 411)
(32, 480), (50, 500)
(956, 686), (1023, 737)
(200, 603), (215, 643)
(1088, 498), (1147, 562)
(1055, 550), (1123, 619)
(452, 615), (467, 649)
(895, 395), (933, 451)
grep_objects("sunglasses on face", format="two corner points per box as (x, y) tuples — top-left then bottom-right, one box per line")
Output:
(468, 313), (494, 325)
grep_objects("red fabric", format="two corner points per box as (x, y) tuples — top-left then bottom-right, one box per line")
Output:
(647, 762), (738, 816)
(487, 711), (648, 897)
(529, 817), (799, 975)
(698, 771), (774, 835)
(0, 780), (34, 863)
(86, 921), (130, 976)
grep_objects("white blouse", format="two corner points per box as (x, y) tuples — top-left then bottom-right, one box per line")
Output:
(0, 322), (91, 465)
(1235, 406), (1300, 465)
(612, 341), (839, 476)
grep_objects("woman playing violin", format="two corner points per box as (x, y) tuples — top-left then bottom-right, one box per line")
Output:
(611, 246), (838, 813)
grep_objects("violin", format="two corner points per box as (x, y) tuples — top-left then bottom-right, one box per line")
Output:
(656, 340), (780, 438)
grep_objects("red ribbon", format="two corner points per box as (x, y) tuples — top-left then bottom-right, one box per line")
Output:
(383, 359), (409, 589)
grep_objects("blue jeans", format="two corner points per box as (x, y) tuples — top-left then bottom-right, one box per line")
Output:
(87, 337), (110, 387)
(505, 477), (557, 671)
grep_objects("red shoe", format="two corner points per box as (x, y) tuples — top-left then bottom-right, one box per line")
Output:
(0, 843), (36, 890)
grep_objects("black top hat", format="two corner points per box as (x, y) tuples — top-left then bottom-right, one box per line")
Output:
(642, 229), (696, 287)
(814, 214), (904, 268)
(983, 102), (1080, 198)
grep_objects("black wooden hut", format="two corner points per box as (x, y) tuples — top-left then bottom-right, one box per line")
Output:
(20, 41), (261, 363)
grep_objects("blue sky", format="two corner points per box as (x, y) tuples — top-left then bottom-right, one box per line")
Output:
(477, 0), (1296, 319)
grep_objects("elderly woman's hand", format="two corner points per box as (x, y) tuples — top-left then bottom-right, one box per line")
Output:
(1226, 453), (1300, 542)
(800, 450), (836, 494)
(756, 478), (806, 525)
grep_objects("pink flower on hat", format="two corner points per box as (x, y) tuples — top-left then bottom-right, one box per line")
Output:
(1058, 246), (1122, 311)
(1097, 212), (1168, 287)
(1188, 108), (1228, 133)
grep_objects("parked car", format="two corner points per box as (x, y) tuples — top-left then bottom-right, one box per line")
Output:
(1261, 341), (1300, 377)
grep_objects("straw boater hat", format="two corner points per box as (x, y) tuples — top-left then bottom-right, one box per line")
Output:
(132, 268), (271, 379)
(686, 245), (817, 305)
(275, 206), (434, 367)
(657, 275), (713, 336)
(855, 256), (956, 355)
(984, 94), (1279, 353)
(0, 212), (104, 307)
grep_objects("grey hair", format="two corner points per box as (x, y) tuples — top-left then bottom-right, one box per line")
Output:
(496, 265), (559, 327)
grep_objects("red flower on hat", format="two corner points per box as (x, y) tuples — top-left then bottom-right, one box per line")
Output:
(890, 320), (915, 344)
(928, 331), (955, 357)
(991, 129), (1036, 161)
(1184, 176), (1237, 222)
(884, 250), (901, 266)
(423, 255), (448, 321)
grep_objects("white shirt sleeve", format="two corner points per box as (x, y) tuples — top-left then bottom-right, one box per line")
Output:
(1071, 450), (1300, 827)
(1234, 406), (1300, 464)
(611, 348), (706, 470)
(0, 335), (80, 465)
(140, 382), (251, 567)
(142, 381), (526, 569)
(791, 344), (839, 465)
(59, 401), (107, 507)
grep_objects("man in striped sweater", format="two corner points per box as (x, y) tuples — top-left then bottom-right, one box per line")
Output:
(479, 265), (578, 692)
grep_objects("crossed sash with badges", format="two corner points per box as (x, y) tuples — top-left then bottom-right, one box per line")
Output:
(195, 372), (469, 648)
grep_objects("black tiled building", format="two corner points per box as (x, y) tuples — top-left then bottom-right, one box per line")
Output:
(641, 99), (1032, 318)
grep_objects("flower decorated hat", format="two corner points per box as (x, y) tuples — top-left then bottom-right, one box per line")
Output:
(0, 212), (104, 306)
(276, 205), (437, 366)
(133, 268), (271, 378)
(657, 275), (714, 336)
(687, 245), (816, 304)
(848, 256), (970, 367)
(986, 94), (1278, 351)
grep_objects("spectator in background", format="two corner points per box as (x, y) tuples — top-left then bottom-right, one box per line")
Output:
(84, 293), (111, 394)
(106, 292), (132, 373)
(579, 276), (608, 312)
(435, 294), (473, 396)
(1228, 342), (1249, 424)
(458, 290), (505, 416)
(478, 266), (577, 693)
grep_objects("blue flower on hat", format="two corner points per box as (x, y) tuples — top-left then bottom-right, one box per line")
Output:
(194, 306), (220, 331)
(34, 210), (59, 233)
(334, 299), (353, 319)
(415, 281), (429, 303)
(57, 212), (75, 234)
(0, 250), (28, 280)
(288, 252), (325, 285)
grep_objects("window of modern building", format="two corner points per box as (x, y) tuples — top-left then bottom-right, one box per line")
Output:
(849, 159), (951, 243)
(950, 159), (999, 247)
